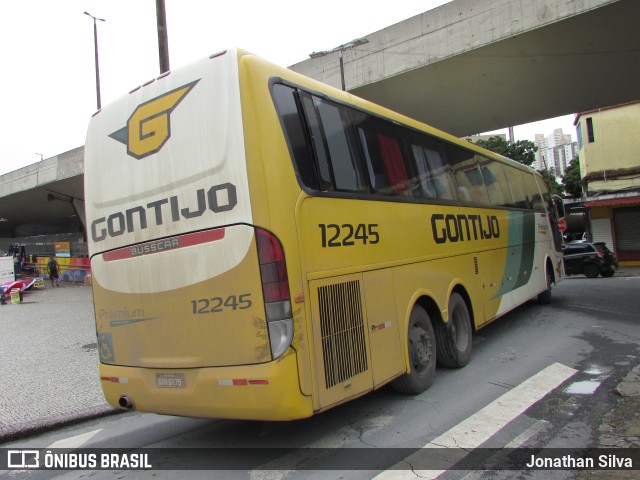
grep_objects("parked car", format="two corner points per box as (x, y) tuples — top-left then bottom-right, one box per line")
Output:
(564, 232), (587, 243)
(562, 242), (618, 278)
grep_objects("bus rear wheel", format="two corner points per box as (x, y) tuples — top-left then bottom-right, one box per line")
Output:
(391, 305), (436, 394)
(435, 292), (472, 368)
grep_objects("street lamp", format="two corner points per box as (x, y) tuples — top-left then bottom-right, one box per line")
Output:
(309, 37), (369, 91)
(35, 153), (43, 161)
(84, 11), (106, 110)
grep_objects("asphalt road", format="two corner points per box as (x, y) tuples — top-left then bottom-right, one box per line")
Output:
(2, 272), (639, 479)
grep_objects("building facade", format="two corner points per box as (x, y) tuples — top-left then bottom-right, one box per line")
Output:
(534, 128), (578, 178)
(576, 101), (640, 264)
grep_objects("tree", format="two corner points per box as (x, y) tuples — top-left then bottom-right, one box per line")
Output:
(474, 136), (538, 167)
(562, 156), (582, 198)
(539, 168), (564, 196)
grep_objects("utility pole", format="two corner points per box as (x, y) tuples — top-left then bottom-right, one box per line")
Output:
(309, 38), (369, 91)
(156, 0), (170, 73)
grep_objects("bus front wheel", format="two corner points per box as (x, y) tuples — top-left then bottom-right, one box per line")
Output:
(435, 292), (472, 368)
(391, 305), (436, 394)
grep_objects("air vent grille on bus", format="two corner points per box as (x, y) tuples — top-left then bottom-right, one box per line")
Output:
(474, 256), (479, 275)
(317, 280), (368, 389)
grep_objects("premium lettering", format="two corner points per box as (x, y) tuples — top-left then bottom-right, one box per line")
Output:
(431, 213), (500, 244)
(91, 183), (237, 242)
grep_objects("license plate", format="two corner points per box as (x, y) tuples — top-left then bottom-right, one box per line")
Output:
(156, 373), (186, 388)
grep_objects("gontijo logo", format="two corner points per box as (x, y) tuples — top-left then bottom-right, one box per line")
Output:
(109, 80), (199, 159)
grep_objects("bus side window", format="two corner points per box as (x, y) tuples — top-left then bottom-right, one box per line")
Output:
(358, 128), (391, 193)
(376, 132), (411, 196)
(518, 170), (536, 209)
(479, 157), (514, 207)
(505, 167), (530, 209)
(411, 145), (437, 198)
(424, 147), (456, 200)
(523, 171), (545, 211)
(313, 97), (368, 193)
(299, 93), (333, 190)
(271, 84), (320, 190)
(353, 113), (412, 197)
(448, 147), (491, 205)
(407, 132), (456, 201)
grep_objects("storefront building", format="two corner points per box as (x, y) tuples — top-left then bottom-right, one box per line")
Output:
(576, 102), (640, 265)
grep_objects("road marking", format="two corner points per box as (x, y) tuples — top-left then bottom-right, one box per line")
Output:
(250, 415), (394, 480)
(459, 420), (552, 480)
(503, 420), (550, 449)
(374, 362), (577, 479)
(47, 429), (102, 449)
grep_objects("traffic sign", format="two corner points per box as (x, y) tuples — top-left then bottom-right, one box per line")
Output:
(558, 218), (567, 232)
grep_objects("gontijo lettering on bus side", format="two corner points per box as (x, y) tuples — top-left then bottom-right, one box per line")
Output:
(431, 213), (500, 244)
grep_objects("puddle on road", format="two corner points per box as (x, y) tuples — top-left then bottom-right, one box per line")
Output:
(583, 364), (612, 377)
(584, 367), (604, 376)
(565, 381), (601, 395)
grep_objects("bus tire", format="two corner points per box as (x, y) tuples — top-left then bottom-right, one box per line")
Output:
(435, 292), (472, 368)
(537, 267), (553, 304)
(391, 305), (436, 394)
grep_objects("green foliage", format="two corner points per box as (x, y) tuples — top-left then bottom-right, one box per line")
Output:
(474, 136), (538, 167)
(562, 156), (582, 198)
(539, 168), (565, 196)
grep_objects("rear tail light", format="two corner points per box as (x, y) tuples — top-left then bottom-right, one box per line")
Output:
(596, 251), (604, 258)
(256, 228), (293, 359)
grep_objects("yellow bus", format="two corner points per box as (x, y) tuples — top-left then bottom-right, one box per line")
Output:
(84, 48), (564, 421)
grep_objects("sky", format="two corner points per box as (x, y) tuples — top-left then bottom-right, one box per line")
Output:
(0, 0), (575, 176)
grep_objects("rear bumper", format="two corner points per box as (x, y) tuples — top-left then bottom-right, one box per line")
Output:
(599, 262), (617, 273)
(99, 349), (313, 421)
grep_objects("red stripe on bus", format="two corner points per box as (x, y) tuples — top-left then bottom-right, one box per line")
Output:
(102, 228), (226, 262)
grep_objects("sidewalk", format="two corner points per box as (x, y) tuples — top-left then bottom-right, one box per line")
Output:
(1, 268), (639, 444)
(615, 265), (640, 277)
(0, 282), (115, 442)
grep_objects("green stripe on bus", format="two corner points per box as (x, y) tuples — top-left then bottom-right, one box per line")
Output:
(493, 211), (535, 298)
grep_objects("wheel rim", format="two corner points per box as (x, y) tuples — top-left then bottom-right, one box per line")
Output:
(409, 323), (433, 375)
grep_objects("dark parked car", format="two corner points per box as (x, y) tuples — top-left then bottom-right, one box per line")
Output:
(562, 242), (618, 278)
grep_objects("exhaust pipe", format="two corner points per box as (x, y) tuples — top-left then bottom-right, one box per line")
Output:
(118, 395), (134, 410)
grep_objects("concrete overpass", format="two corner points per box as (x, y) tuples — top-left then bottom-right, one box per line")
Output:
(1, 0), (639, 240)
(290, 0), (640, 136)
(0, 147), (85, 243)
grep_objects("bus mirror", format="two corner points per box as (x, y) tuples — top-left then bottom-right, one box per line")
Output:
(552, 195), (565, 219)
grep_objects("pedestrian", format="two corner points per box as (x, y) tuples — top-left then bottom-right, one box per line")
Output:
(47, 256), (60, 287)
